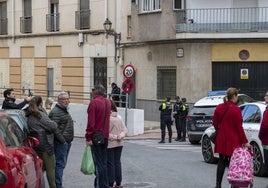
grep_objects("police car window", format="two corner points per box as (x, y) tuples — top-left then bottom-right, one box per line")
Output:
(241, 105), (260, 123)
(190, 106), (216, 116)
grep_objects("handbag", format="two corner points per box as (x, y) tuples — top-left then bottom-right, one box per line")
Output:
(80, 146), (95, 175)
(92, 131), (105, 145)
(209, 105), (230, 143)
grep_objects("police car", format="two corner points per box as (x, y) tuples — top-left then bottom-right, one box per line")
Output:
(186, 93), (254, 144)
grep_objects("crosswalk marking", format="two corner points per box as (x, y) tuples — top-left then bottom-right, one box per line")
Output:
(126, 140), (201, 152)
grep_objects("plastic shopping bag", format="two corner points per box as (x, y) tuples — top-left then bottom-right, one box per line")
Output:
(80, 146), (95, 175)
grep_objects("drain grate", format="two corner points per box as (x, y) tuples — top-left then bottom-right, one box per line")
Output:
(123, 182), (156, 188)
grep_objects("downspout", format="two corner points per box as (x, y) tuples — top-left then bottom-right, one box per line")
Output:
(104, 0), (107, 19)
(11, 0), (15, 42)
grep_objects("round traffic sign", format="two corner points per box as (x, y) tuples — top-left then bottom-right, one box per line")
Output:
(122, 78), (134, 94)
(123, 64), (135, 78)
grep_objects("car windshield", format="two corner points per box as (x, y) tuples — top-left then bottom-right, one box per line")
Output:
(190, 106), (216, 116)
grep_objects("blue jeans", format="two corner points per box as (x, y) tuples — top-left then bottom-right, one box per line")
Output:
(107, 146), (123, 187)
(54, 142), (72, 188)
(91, 138), (109, 188)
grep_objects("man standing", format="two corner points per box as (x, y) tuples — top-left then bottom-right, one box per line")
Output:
(86, 84), (111, 188)
(173, 96), (182, 141)
(111, 82), (121, 107)
(49, 91), (74, 188)
(178, 98), (189, 142)
(158, 96), (173, 143)
(2, 88), (32, 109)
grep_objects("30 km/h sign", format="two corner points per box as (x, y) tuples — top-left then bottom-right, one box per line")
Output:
(123, 64), (135, 78)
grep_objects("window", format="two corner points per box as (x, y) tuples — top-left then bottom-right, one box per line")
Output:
(75, 0), (90, 30)
(0, 1), (7, 35)
(157, 66), (176, 99)
(241, 105), (261, 123)
(127, 15), (131, 37)
(20, 0), (32, 33)
(139, 0), (161, 13)
(46, 0), (59, 32)
(174, 0), (184, 10)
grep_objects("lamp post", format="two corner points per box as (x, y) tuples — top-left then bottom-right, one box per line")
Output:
(103, 18), (121, 52)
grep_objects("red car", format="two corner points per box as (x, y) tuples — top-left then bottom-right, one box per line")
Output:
(0, 113), (43, 188)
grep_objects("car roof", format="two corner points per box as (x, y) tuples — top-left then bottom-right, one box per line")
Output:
(194, 94), (254, 107)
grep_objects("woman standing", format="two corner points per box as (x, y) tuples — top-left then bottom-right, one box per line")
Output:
(26, 96), (64, 188)
(213, 88), (251, 188)
(107, 101), (128, 188)
(258, 91), (268, 176)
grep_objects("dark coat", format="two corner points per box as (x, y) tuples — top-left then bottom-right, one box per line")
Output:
(2, 97), (28, 109)
(27, 109), (59, 156)
(49, 104), (74, 144)
(213, 100), (248, 156)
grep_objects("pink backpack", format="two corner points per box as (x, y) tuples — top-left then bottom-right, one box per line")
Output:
(227, 146), (254, 187)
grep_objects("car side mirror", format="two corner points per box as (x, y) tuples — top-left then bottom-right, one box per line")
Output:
(0, 170), (7, 185)
(27, 136), (40, 148)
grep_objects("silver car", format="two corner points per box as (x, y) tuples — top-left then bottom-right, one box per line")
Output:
(201, 102), (266, 176)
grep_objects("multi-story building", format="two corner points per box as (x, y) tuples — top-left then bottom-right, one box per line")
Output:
(126, 0), (268, 120)
(0, 0), (131, 103)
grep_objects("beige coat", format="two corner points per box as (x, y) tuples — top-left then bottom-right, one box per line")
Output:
(108, 112), (128, 149)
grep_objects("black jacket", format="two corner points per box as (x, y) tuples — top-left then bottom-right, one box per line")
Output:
(49, 104), (74, 144)
(2, 97), (28, 109)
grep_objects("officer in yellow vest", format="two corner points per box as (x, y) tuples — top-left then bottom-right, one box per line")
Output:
(158, 96), (173, 143)
(178, 97), (189, 142)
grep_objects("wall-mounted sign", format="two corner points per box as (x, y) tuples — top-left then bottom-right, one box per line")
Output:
(240, 68), (248, 79)
(176, 48), (184, 58)
(239, 49), (250, 60)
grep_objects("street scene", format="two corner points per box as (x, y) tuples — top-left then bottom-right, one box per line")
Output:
(1, 0), (268, 188)
(60, 137), (268, 188)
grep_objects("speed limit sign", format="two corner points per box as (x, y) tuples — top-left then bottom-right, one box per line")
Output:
(123, 64), (135, 78)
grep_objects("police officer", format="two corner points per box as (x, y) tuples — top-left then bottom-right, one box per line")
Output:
(159, 96), (173, 143)
(173, 96), (182, 141)
(178, 97), (189, 142)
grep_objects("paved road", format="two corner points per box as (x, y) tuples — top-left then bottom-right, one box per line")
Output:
(44, 138), (268, 188)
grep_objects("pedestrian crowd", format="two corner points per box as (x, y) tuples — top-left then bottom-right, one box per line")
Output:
(158, 95), (189, 143)
(2, 86), (268, 188)
(1, 85), (127, 188)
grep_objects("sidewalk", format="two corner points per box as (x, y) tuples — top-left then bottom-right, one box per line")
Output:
(125, 120), (177, 140)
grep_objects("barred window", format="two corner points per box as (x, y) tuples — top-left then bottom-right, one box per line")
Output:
(157, 66), (176, 99)
(174, 0), (184, 10)
(139, 0), (161, 13)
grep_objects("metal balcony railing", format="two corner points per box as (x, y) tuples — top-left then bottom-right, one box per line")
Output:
(20, 16), (32, 33)
(0, 18), (8, 35)
(176, 7), (268, 33)
(46, 13), (60, 32)
(75, 10), (90, 30)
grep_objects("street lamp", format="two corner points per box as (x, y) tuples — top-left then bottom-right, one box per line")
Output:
(103, 18), (121, 49)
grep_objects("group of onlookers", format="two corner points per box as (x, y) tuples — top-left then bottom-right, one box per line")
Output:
(2, 88), (73, 188)
(2, 86), (127, 188)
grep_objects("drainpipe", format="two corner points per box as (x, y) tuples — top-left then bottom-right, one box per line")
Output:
(104, 0), (107, 19)
(12, 0), (15, 43)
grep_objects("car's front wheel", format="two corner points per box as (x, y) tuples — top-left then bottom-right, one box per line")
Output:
(252, 142), (266, 176)
(201, 135), (218, 164)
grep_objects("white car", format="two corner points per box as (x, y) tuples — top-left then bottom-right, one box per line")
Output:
(201, 101), (266, 176)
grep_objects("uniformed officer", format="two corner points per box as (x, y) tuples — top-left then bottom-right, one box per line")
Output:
(173, 96), (183, 141)
(178, 97), (189, 142)
(158, 96), (173, 143)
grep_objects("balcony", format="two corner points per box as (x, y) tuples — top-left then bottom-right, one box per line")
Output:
(0, 18), (7, 35)
(176, 7), (268, 33)
(75, 10), (90, 30)
(20, 16), (32, 33)
(46, 13), (60, 32)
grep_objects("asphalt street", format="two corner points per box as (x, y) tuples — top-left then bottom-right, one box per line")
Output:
(42, 137), (268, 188)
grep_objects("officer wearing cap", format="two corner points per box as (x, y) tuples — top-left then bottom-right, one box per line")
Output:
(158, 96), (173, 143)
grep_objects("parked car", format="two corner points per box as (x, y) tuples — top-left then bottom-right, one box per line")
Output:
(186, 94), (255, 144)
(201, 102), (266, 176)
(0, 112), (43, 187)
